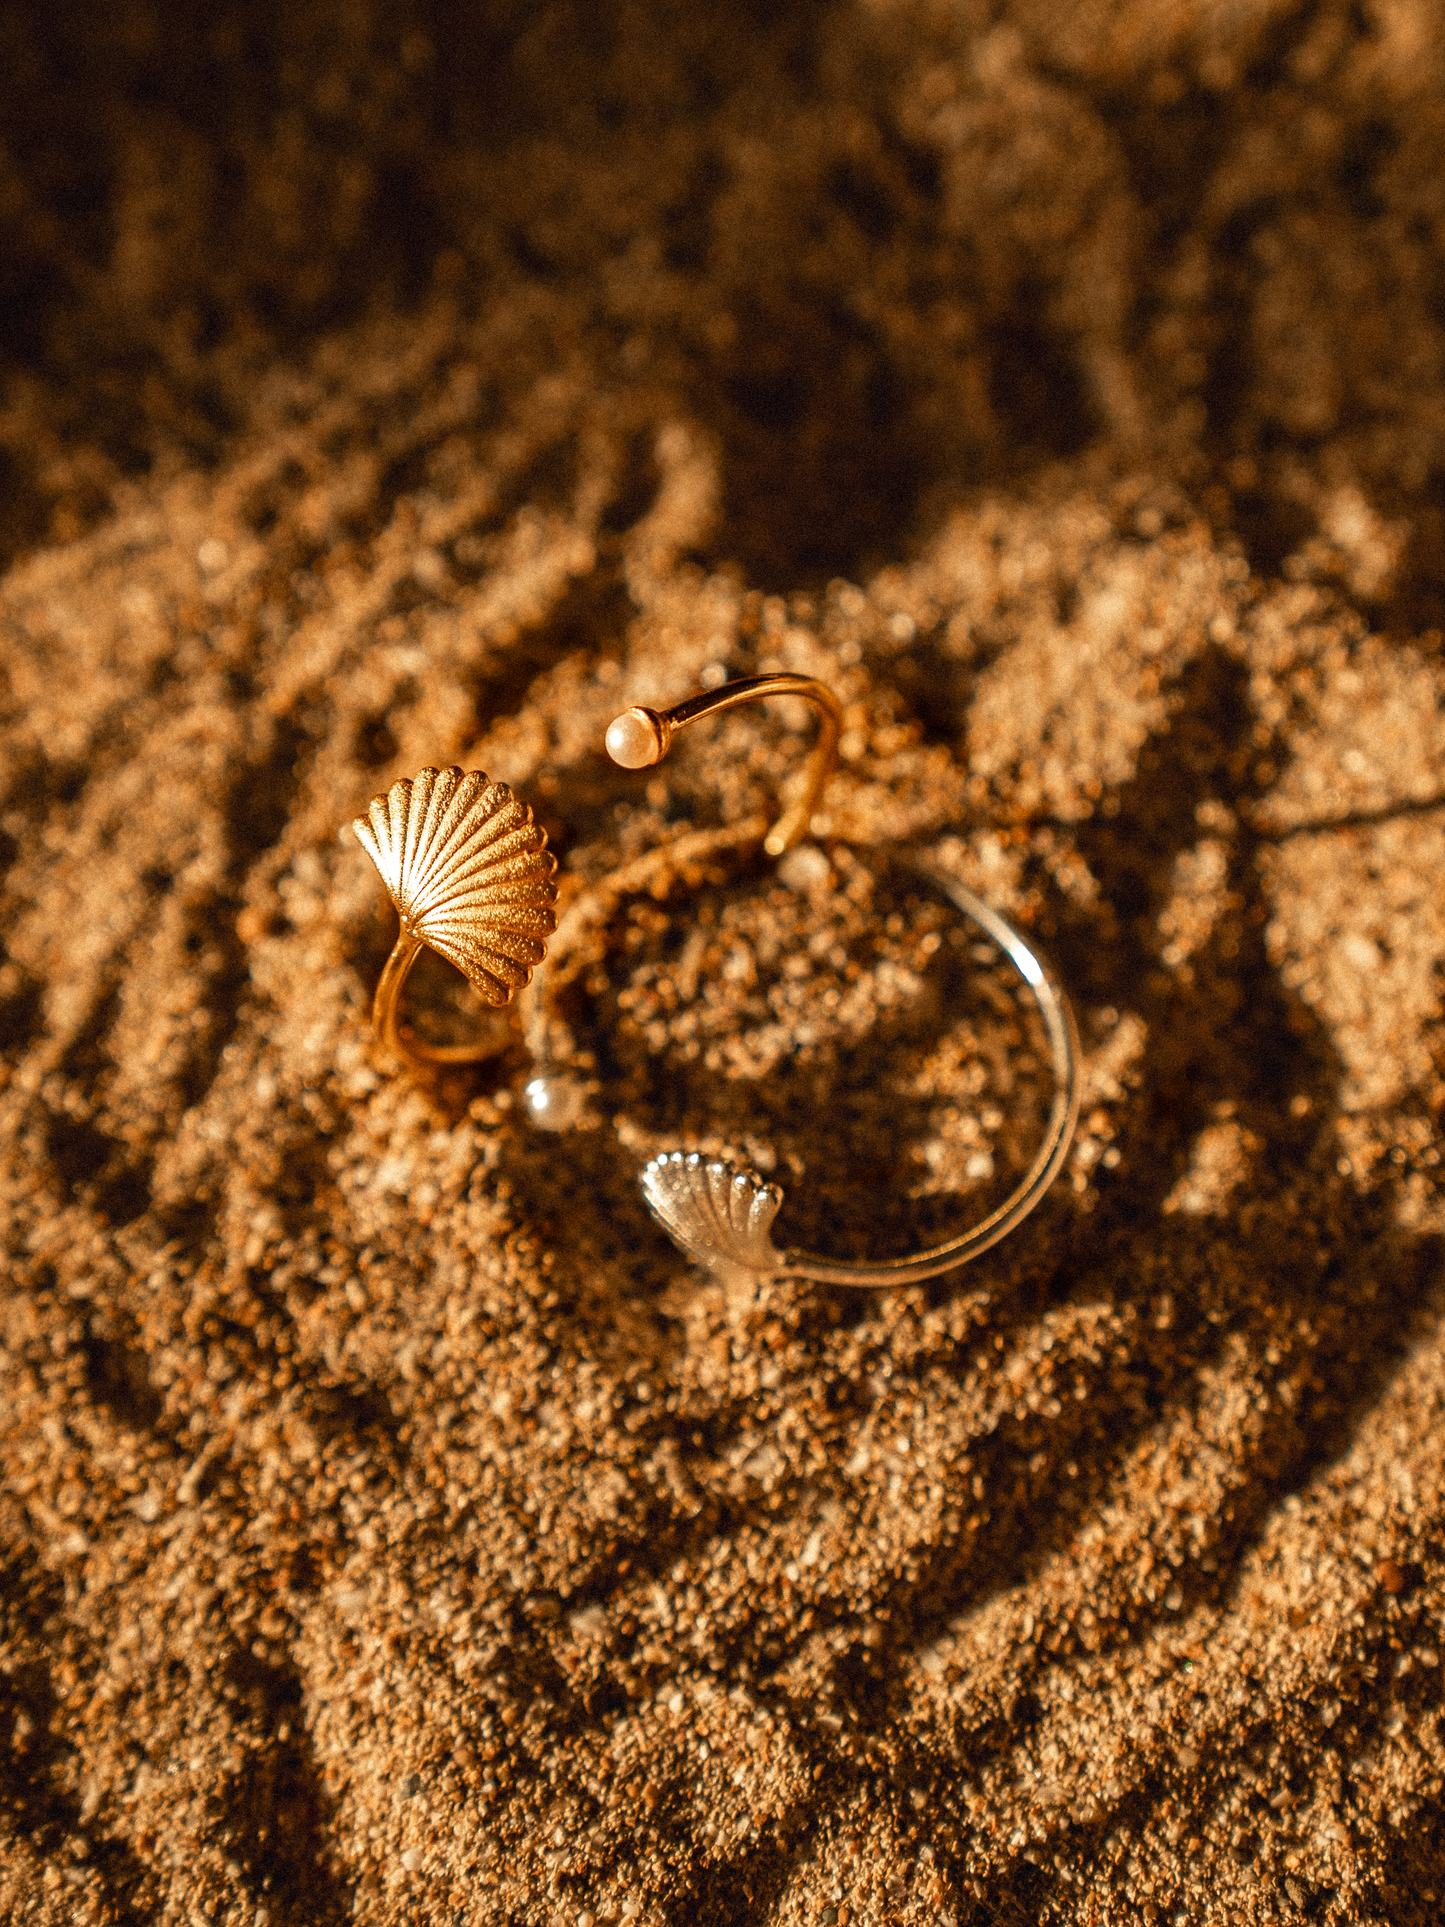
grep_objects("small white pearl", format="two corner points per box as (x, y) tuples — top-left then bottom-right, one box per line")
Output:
(605, 709), (661, 769)
(524, 1075), (586, 1130)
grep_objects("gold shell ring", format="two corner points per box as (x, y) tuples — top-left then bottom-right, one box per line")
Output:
(351, 765), (559, 1066)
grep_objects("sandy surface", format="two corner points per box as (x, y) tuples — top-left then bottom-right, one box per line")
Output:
(4, 2), (1445, 1923)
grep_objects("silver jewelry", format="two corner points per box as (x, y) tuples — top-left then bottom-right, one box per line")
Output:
(638, 863), (1080, 1285)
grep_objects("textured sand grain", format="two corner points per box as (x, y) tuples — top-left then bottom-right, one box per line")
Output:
(3, 4), (1445, 1924)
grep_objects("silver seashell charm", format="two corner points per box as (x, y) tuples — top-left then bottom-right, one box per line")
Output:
(353, 766), (557, 1006)
(640, 1151), (785, 1275)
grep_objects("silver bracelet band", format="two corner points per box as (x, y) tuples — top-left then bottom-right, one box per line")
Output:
(639, 860), (1080, 1286)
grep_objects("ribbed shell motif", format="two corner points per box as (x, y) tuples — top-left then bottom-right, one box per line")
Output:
(641, 1151), (784, 1274)
(353, 767), (557, 1006)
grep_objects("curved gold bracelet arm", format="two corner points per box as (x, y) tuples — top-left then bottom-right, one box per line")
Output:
(603, 673), (843, 855)
(517, 674), (840, 1090)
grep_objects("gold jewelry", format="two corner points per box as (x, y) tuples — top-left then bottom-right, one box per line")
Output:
(603, 672), (843, 856)
(525, 673), (1081, 1284)
(517, 673), (841, 1118)
(352, 766), (557, 1067)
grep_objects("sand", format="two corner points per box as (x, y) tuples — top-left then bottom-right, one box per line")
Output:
(3, 2), (1445, 1922)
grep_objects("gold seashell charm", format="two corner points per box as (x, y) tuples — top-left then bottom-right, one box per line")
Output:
(353, 766), (558, 1066)
(640, 1151), (784, 1276)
